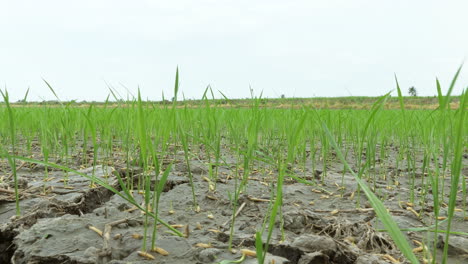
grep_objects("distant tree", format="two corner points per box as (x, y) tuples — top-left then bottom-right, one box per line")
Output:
(408, 86), (417, 97)
(281, 94), (286, 99)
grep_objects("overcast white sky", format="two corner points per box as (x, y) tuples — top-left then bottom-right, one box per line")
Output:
(1, 0), (467, 101)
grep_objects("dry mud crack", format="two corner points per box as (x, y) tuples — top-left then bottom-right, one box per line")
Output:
(1, 166), (118, 263)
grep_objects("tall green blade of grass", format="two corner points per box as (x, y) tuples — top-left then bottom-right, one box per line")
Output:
(173, 66), (179, 103)
(441, 88), (467, 264)
(441, 65), (463, 110)
(436, 79), (443, 110)
(0, 89), (20, 216)
(22, 87), (30, 103)
(218, 90), (232, 105)
(42, 79), (64, 107)
(395, 75), (405, 112)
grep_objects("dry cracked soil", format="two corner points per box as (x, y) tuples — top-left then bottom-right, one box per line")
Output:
(1, 149), (468, 264)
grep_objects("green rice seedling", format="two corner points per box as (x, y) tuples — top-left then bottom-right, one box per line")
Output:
(177, 77), (198, 210)
(150, 161), (171, 250)
(0, 89), (20, 216)
(316, 113), (329, 181)
(308, 133), (319, 181)
(255, 231), (264, 264)
(256, 159), (286, 264)
(39, 107), (51, 193)
(142, 165), (151, 252)
(395, 78), (418, 202)
(121, 100), (136, 191)
(199, 86), (222, 188)
(21, 87), (30, 105)
(136, 89), (153, 252)
(84, 105), (99, 187)
(171, 71), (199, 212)
(179, 127), (198, 209)
(81, 109), (90, 167)
(226, 117), (243, 251)
(240, 93), (263, 192)
(101, 103), (118, 174)
(418, 147), (430, 207)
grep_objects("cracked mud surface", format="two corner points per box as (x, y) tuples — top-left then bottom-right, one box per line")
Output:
(1, 150), (467, 264)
